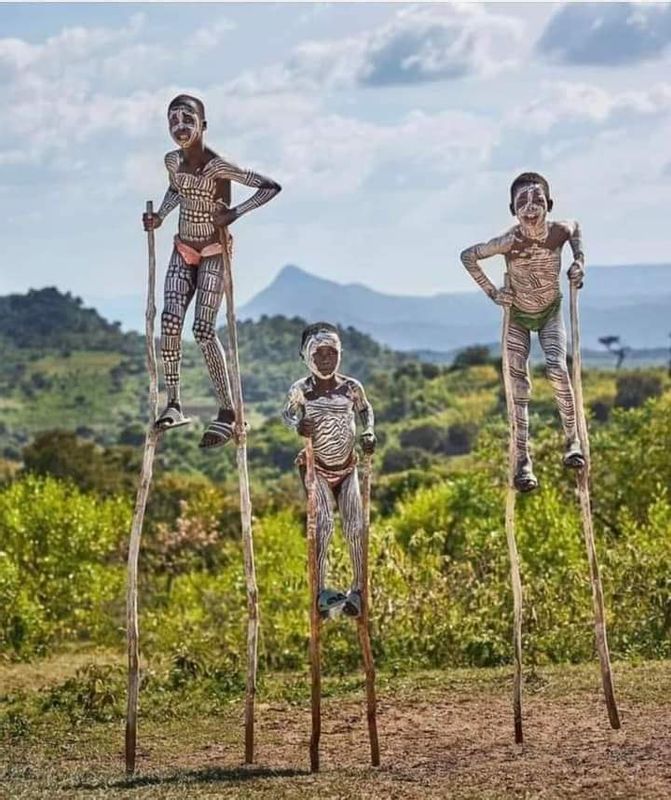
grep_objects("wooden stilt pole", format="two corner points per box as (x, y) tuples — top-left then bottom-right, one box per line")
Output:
(358, 453), (380, 766)
(500, 273), (524, 744)
(125, 200), (161, 775)
(569, 281), (621, 730)
(304, 437), (321, 773)
(220, 229), (260, 763)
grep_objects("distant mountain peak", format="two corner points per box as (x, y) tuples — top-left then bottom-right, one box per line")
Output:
(240, 263), (671, 352)
(273, 264), (329, 287)
(276, 264), (308, 279)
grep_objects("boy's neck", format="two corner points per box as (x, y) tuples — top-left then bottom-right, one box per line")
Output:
(520, 220), (549, 241)
(313, 375), (337, 392)
(183, 140), (206, 167)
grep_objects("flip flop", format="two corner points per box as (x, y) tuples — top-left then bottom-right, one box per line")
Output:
(343, 589), (362, 619)
(199, 420), (235, 449)
(514, 471), (539, 493)
(317, 588), (347, 619)
(563, 444), (586, 469)
(155, 406), (191, 431)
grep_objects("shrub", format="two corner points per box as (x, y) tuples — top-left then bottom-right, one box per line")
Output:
(614, 372), (663, 409)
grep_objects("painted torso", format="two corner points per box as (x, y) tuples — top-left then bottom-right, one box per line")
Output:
(505, 223), (570, 313)
(166, 150), (229, 247)
(303, 380), (358, 468)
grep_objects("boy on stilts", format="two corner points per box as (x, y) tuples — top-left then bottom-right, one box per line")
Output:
(283, 323), (376, 618)
(142, 94), (281, 447)
(460, 172), (585, 492)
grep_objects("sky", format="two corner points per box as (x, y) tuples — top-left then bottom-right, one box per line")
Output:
(2, 1), (671, 321)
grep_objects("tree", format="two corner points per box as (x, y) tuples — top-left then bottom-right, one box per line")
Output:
(598, 336), (629, 370)
(22, 431), (137, 495)
(451, 345), (492, 371)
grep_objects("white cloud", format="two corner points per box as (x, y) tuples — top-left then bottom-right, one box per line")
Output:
(186, 17), (236, 50)
(538, 3), (671, 66)
(0, 13), (237, 164)
(508, 80), (671, 133)
(229, 4), (525, 94)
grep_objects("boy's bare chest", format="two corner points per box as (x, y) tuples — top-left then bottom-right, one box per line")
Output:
(173, 170), (218, 199)
(305, 393), (355, 418)
(507, 240), (563, 277)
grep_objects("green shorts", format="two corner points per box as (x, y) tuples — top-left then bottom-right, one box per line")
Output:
(510, 295), (562, 332)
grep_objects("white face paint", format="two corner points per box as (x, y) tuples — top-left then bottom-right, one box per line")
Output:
(302, 330), (342, 380)
(168, 105), (203, 149)
(513, 183), (549, 238)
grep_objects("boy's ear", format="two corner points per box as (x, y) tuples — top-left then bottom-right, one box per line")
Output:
(547, 197), (554, 212)
(202, 119), (208, 131)
(509, 202), (516, 216)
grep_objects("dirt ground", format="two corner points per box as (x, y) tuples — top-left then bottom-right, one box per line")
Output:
(2, 662), (670, 799)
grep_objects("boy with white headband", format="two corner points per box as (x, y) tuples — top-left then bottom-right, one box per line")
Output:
(283, 323), (376, 618)
(460, 172), (585, 492)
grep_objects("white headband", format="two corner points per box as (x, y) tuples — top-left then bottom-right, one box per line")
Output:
(302, 330), (341, 380)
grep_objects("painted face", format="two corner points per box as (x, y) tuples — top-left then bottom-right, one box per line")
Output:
(302, 330), (342, 380)
(168, 105), (203, 149)
(313, 346), (339, 378)
(513, 183), (548, 234)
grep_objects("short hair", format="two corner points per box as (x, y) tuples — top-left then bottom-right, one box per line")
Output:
(510, 172), (551, 205)
(168, 94), (205, 119)
(300, 322), (340, 352)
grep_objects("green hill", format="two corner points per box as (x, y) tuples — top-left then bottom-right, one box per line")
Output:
(0, 287), (140, 352)
(0, 289), (409, 468)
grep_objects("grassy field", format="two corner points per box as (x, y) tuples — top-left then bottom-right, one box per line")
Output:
(2, 654), (670, 799)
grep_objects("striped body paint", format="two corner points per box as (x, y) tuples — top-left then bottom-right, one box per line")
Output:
(284, 326), (375, 593)
(460, 176), (584, 475)
(149, 95), (281, 417)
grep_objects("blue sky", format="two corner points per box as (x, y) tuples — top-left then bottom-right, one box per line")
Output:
(2, 2), (671, 323)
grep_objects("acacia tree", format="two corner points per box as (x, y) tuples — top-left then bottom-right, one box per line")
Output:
(598, 335), (629, 369)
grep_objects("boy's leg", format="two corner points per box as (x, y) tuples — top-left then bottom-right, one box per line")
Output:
(538, 311), (584, 467)
(506, 319), (536, 490)
(158, 248), (196, 424)
(313, 473), (336, 596)
(336, 469), (364, 596)
(192, 255), (235, 446)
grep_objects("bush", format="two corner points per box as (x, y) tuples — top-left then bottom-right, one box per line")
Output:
(451, 345), (492, 370)
(382, 447), (431, 473)
(399, 422), (477, 456)
(0, 476), (129, 655)
(614, 372), (663, 409)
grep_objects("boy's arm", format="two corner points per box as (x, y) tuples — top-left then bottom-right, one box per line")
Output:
(158, 153), (181, 220)
(157, 182), (180, 221)
(142, 154), (180, 230)
(282, 382), (306, 431)
(212, 158), (281, 224)
(460, 231), (515, 303)
(565, 220), (585, 287)
(350, 379), (375, 453)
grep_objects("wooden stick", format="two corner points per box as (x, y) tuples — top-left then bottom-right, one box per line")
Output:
(125, 200), (161, 775)
(220, 229), (260, 763)
(569, 281), (621, 730)
(500, 273), (524, 744)
(357, 453), (380, 766)
(304, 436), (321, 773)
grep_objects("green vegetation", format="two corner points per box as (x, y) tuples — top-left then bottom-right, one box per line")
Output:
(1, 289), (670, 798)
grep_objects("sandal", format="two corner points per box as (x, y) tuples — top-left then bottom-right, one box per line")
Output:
(155, 405), (191, 431)
(199, 419), (236, 449)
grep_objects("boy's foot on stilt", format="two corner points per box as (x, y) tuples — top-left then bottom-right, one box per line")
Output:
(199, 408), (236, 449)
(317, 588), (347, 619)
(514, 459), (538, 493)
(155, 403), (190, 431)
(563, 439), (586, 469)
(343, 589), (362, 619)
